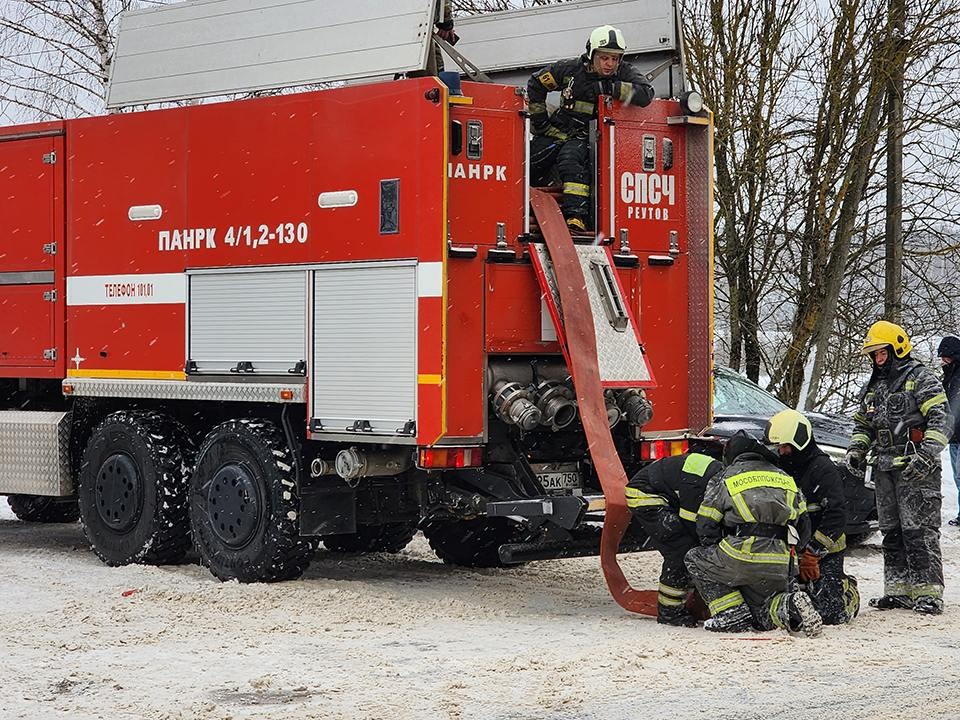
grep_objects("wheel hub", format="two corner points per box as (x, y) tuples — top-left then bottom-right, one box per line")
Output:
(207, 462), (261, 548)
(95, 453), (143, 532)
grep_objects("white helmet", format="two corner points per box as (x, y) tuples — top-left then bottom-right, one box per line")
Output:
(586, 25), (627, 59)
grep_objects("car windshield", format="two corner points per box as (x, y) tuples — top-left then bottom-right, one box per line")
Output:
(714, 370), (789, 416)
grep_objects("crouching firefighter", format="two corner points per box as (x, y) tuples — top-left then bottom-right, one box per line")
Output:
(685, 431), (823, 636)
(845, 320), (949, 615)
(625, 451), (724, 626)
(766, 409), (860, 625)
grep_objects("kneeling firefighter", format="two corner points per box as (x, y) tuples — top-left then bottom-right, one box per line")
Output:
(685, 431), (822, 636)
(766, 409), (860, 624)
(625, 451), (724, 626)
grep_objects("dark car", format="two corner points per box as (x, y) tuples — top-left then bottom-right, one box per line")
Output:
(702, 366), (877, 543)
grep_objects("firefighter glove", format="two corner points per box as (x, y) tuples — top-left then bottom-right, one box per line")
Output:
(798, 549), (821, 582)
(844, 449), (865, 477)
(436, 28), (459, 45)
(900, 451), (936, 482)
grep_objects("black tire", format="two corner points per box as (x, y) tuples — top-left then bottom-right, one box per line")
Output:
(77, 411), (192, 566)
(322, 522), (417, 554)
(7, 495), (80, 523)
(420, 517), (530, 568)
(189, 419), (314, 582)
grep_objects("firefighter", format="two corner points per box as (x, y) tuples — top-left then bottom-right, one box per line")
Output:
(845, 321), (949, 615)
(685, 431), (822, 636)
(625, 451), (724, 627)
(527, 25), (655, 232)
(936, 334), (960, 527)
(766, 409), (860, 625)
(432, 0), (457, 74)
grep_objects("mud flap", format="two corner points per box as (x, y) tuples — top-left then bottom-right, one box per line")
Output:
(528, 188), (657, 616)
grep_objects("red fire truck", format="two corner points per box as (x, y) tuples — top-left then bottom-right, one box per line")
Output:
(0, 0), (712, 594)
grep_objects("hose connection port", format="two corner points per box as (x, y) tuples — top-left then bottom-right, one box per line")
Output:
(534, 379), (578, 431)
(491, 380), (542, 430)
(617, 388), (653, 427)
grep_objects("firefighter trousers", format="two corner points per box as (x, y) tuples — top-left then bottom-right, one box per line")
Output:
(874, 467), (944, 600)
(805, 551), (860, 625)
(529, 135), (591, 221)
(685, 542), (791, 630)
(656, 549), (695, 614)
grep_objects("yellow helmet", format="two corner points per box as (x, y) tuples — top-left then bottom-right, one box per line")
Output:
(765, 409), (812, 452)
(862, 320), (912, 358)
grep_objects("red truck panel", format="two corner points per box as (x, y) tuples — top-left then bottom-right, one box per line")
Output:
(599, 100), (712, 434)
(0, 128), (65, 377)
(0, 285), (56, 368)
(444, 84), (528, 440)
(64, 79), (448, 442)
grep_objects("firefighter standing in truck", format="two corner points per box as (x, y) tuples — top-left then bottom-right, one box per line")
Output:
(685, 431), (822, 636)
(625, 451), (723, 627)
(432, 0), (456, 73)
(527, 25), (654, 232)
(844, 321), (950, 615)
(766, 409), (860, 625)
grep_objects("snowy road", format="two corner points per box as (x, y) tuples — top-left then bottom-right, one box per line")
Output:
(1, 484), (958, 720)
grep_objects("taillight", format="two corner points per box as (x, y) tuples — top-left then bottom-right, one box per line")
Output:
(639, 439), (688, 461)
(418, 447), (484, 469)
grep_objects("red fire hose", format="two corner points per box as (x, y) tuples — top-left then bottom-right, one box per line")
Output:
(530, 189), (658, 616)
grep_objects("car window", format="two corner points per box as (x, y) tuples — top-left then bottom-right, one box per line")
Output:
(714, 371), (789, 416)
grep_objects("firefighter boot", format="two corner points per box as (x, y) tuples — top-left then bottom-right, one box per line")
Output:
(657, 604), (699, 628)
(566, 216), (587, 232)
(787, 591), (823, 638)
(868, 595), (915, 610)
(913, 596), (944, 615)
(703, 604), (753, 633)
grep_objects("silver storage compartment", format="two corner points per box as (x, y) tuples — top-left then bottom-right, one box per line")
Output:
(0, 411), (72, 496)
(311, 262), (417, 436)
(188, 269), (307, 375)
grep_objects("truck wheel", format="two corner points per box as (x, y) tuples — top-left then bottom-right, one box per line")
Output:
(189, 419), (314, 582)
(7, 495), (80, 523)
(77, 411), (192, 566)
(322, 522), (417, 553)
(421, 517), (529, 568)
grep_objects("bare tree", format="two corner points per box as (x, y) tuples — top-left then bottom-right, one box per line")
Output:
(0, 1), (170, 121)
(684, 0), (960, 409)
(683, 0), (804, 382)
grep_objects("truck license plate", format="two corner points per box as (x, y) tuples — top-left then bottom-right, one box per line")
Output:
(532, 464), (581, 493)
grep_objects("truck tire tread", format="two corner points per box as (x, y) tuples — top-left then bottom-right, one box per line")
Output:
(189, 419), (314, 583)
(77, 411), (192, 566)
(7, 495), (80, 524)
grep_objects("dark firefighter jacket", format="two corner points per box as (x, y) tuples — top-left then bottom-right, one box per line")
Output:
(777, 442), (847, 555)
(697, 444), (811, 567)
(625, 453), (723, 554)
(849, 354), (951, 470)
(939, 335), (960, 442)
(527, 56), (654, 141)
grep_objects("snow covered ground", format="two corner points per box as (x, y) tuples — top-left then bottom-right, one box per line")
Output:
(1, 467), (958, 720)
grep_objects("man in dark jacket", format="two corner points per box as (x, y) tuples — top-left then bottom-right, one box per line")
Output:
(937, 335), (960, 526)
(845, 321), (950, 614)
(625, 451), (724, 627)
(527, 25), (654, 232)
(685, 431), (822, 636)
(766, 409), (860, 625)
